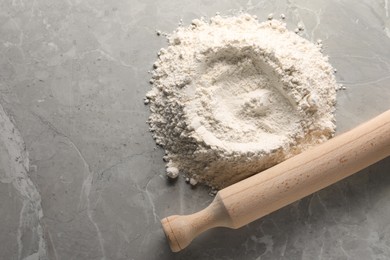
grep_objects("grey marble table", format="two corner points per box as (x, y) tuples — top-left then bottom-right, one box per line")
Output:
(0, 0), (390, 259)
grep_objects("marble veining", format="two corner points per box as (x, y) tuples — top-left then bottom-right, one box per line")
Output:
(0, 0), (390, 259)
(0, 103), (47, 259)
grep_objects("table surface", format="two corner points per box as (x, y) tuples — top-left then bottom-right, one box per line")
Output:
(0, 0), (390, 259)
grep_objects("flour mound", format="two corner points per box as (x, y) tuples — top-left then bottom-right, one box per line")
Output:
(146, 14), (338, 189)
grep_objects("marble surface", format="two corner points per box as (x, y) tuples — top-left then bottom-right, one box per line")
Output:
(0, 0), (390, 259)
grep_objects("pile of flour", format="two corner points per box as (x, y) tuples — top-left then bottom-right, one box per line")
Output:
(146, 14), (339, 189)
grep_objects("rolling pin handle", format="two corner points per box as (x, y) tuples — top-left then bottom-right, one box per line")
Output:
(161, 194), (231, 252)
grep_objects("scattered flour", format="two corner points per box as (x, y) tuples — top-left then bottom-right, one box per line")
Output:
(146, 14), (339, 189)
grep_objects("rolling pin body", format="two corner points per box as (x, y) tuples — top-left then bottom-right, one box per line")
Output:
(161, 110), (390, 252)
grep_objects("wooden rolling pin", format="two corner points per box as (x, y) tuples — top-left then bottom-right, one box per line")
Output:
(161, 110), (390, 252)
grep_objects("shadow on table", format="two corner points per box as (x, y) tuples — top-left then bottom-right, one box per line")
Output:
(157, 156), (390, 259)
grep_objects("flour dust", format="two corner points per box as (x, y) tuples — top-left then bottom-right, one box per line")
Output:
(145, 14), (339, 189)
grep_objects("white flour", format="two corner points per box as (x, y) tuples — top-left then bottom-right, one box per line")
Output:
(146, 14), (339, 189)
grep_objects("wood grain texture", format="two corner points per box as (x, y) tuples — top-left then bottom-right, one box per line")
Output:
(161, 110), (390, 252)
